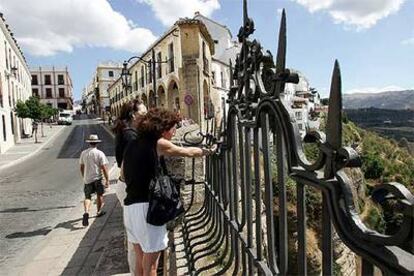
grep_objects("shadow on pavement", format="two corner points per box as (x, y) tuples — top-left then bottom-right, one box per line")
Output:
(61, 193), (128, 275)
(55, 218), (84, 232)
(6, 227), (52, 239)
(0, 205), (76, 213)
(5, 208), (83, 239)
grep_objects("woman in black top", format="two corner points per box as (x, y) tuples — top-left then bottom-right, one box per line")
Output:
(113, 99), (147, 168)
(123, 108), (215, 276)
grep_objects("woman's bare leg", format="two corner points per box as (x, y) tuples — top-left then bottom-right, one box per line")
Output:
(133, 243), (144, 276)
(142, 251), (162, 276)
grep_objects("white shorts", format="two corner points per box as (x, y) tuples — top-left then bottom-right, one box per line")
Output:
(123, 203), (168, 253)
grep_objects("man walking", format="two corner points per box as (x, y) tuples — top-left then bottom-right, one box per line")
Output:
(80, 134), (109, 226)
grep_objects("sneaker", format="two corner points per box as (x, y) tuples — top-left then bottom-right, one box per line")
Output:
(82, 213), (89, 226)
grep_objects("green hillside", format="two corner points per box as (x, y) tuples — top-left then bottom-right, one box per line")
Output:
(342, 120), (414, 192)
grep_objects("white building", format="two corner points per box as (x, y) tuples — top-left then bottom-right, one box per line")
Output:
(84, 62), (122, 116)
(0, 13), (32, 153)
(30, 66), (73, 110)
(283, 70), (321, 137)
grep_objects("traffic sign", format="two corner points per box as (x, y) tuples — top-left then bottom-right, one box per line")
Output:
(184, 94), (194, 105)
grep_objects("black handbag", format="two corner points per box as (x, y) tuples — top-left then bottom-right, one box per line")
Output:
(146, 156), (184, 226)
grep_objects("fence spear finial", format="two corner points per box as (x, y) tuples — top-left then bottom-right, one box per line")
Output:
(243, 0), (248, 27)
(326, 59), (342, 150)
(274, 9), (287, 96)
(276, 9), (286, 74)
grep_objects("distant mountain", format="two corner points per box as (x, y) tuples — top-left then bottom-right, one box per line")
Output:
(343, 90), (413, 110)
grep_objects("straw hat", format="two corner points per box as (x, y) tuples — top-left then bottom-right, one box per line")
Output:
(85, 134), (102, 143)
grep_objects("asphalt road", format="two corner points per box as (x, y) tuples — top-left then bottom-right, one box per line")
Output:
(0, 116), (115, 273)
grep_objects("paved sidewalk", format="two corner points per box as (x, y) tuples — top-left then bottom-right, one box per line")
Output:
(0, 124), (65, 171)
(9, 166), (130, 276)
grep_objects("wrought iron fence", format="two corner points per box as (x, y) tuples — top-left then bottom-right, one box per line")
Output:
(178, 0), (414, 275)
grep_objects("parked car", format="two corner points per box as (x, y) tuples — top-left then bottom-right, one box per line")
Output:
(57, 111), (73, 125)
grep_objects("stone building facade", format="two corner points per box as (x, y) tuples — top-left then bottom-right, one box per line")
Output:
(30, 67), (73, 110)
(109, 18), (216, 125)
(0, 13), (32, 153)
(194, 12), (240, 122)
(83, 62), (122, 116)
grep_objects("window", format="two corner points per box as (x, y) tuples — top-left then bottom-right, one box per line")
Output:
(134, 71), (138, 91)
(46, 88), (52, 98)
(141, 67), (145, 88)
(32, 88), (39, 97)
(157, 52), (162, 79)
(59, 88), (65, 98)
(8, 49), (11, 72)
(298, 123), (303, 130)
(58, 74), (64, 85)
(0, 73), (3, 107)
(202, 41), (208, 74)
(109, 71), (114, 77)
(32, 75), (38, 85)
(10, 112), (14, 135)
(211, 71), (216, 85)
(11, 84), (15, 107)
(17, 61), (20, 82)
(220, 71), (226, 88)
(44, 75), (51, 85)
(148, 60), (152, 83)
(2, 115), (6, 141)
(295, 111), (302, 120)
(4, 42), (8, 70)
(168, 43), (174, 73)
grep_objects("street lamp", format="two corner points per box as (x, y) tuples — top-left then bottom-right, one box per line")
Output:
(121, 49), (168, 107)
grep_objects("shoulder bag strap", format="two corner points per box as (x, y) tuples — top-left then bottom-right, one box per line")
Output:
(159, 156), (169, 176)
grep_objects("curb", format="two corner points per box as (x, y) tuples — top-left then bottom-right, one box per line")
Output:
(0, 126), (66, 172)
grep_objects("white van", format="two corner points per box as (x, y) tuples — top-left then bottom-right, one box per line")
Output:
(58, 111), (73, 125)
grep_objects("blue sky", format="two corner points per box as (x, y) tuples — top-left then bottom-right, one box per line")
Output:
(1, 0), (413, 100)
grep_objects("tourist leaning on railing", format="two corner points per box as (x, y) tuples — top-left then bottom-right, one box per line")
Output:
(122, 108), (215, 276)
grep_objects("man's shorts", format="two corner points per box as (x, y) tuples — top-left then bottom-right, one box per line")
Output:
(84, 179), (104, 199)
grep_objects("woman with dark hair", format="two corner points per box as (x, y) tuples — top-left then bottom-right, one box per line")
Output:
(113, 99), (147, 168)
(122, 108), (215, 276)
(113, 99), (147, 275)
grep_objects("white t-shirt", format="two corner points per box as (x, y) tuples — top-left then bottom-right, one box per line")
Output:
(79, 147), (109, 184)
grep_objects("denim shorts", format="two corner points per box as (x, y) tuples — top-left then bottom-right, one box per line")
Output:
(84, 179), (104, 199)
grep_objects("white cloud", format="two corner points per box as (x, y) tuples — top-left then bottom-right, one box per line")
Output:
(402, 37), (414, 45)
(345, 85), (410, 94)
(137, 0), (220, 26)
(291, 0), (405, 30)
(0, 0), (157, 56)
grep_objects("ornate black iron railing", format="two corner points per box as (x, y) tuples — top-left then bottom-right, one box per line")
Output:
(178, 0), (414, 275)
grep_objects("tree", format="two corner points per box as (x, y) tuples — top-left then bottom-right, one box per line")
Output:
(25, 96), (42, 121)
(362, 153), (385, 179)
(15, 100), (30, 119)
(14, 96), (43, 143)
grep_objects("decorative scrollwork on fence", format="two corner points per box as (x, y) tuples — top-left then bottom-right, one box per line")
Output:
(178, 0), (414, 275)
